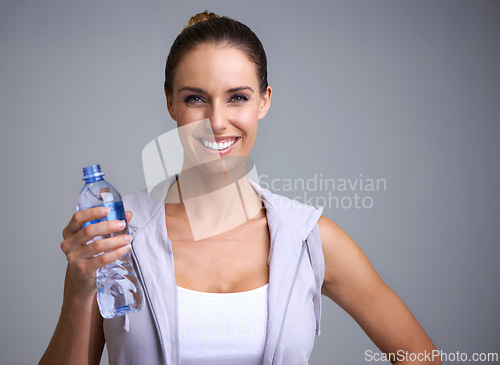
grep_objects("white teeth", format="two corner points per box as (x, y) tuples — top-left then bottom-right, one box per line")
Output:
(200, 138), (237, 150)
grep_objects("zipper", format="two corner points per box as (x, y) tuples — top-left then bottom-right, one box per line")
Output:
(271, 241), (307, 364)
(129, 228), (168, 365)
(304, 238), (313, 267)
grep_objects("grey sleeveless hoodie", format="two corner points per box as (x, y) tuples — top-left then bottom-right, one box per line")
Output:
(103, 178), (325, 365)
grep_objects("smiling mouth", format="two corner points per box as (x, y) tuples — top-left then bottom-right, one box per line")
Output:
(198, 137), (240, 151)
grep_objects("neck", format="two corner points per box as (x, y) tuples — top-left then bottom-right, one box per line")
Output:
(165, 157), (263, 240)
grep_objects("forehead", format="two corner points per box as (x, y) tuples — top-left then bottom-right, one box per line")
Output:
(173, 44), (259, 91)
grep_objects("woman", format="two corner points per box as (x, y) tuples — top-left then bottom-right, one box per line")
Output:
(40, 11), (440, 365)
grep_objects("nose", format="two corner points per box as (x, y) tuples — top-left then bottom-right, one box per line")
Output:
(207, 102), (228, 134)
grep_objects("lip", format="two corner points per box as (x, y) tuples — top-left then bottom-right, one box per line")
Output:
(196, 136), (241, 155)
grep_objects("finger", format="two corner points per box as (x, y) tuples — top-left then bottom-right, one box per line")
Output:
(66, 242), (131, 283)
(125, 210), (133, 224)
(62, 219), (127, 255)
(90, 243), (131, 271)
(85, 234), (132, 258)
(63, 207), (110, 239)
(77, 219), (127, 245)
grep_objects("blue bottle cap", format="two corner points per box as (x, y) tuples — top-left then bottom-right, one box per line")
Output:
(83, 164), (104, 180)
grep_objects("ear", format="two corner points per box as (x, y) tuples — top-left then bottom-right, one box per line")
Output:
(165, 88), (177, 121)
(257, 85), (272, 120)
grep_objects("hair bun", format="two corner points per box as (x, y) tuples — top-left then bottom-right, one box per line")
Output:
(187, 11), (220, 27)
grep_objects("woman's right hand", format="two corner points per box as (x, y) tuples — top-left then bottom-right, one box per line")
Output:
(60, 207), (133, 298)
(39, 207), (131, 365)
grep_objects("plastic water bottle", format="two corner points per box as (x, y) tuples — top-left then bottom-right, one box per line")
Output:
(77, 164), (144, 319)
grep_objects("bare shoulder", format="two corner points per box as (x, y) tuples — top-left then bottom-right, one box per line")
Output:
(317, 216), (439, 363)
(317, 215), (384, 303)
(317, 215), (344, 243)
(317, 215), (358, 256)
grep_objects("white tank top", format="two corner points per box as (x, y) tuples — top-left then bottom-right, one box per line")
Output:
(177, 284), (269, 365)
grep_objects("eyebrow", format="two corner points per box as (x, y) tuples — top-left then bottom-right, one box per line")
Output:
(177, 86), (254, 94)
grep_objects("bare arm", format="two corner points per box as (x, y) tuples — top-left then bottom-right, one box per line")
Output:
(318, 216), (441, 365)
(39, 208), (132, 365)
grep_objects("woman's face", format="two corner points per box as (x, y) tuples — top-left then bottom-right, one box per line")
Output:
(166, 43), (272, 171)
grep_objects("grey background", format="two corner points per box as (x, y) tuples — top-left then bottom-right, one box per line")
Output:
(0, 0), (499, 364)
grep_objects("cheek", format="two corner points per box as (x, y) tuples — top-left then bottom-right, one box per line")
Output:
(228, 108), (259, 134)
(175, 106), (207, 126)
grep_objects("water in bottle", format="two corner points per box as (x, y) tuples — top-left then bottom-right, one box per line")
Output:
(77, 164), (144, 319)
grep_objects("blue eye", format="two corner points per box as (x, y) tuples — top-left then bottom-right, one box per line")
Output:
(184, 95), (205, 104)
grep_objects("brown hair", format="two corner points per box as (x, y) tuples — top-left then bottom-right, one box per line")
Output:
(164, 11), (268, 96)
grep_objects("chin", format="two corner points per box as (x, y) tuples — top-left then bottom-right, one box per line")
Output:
(186, 155), (250, 183)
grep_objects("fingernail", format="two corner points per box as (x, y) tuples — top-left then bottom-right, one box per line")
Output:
(123, 234), (131, 242)
(117, 221), (126, 229)
(102, 207), (110, 215)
